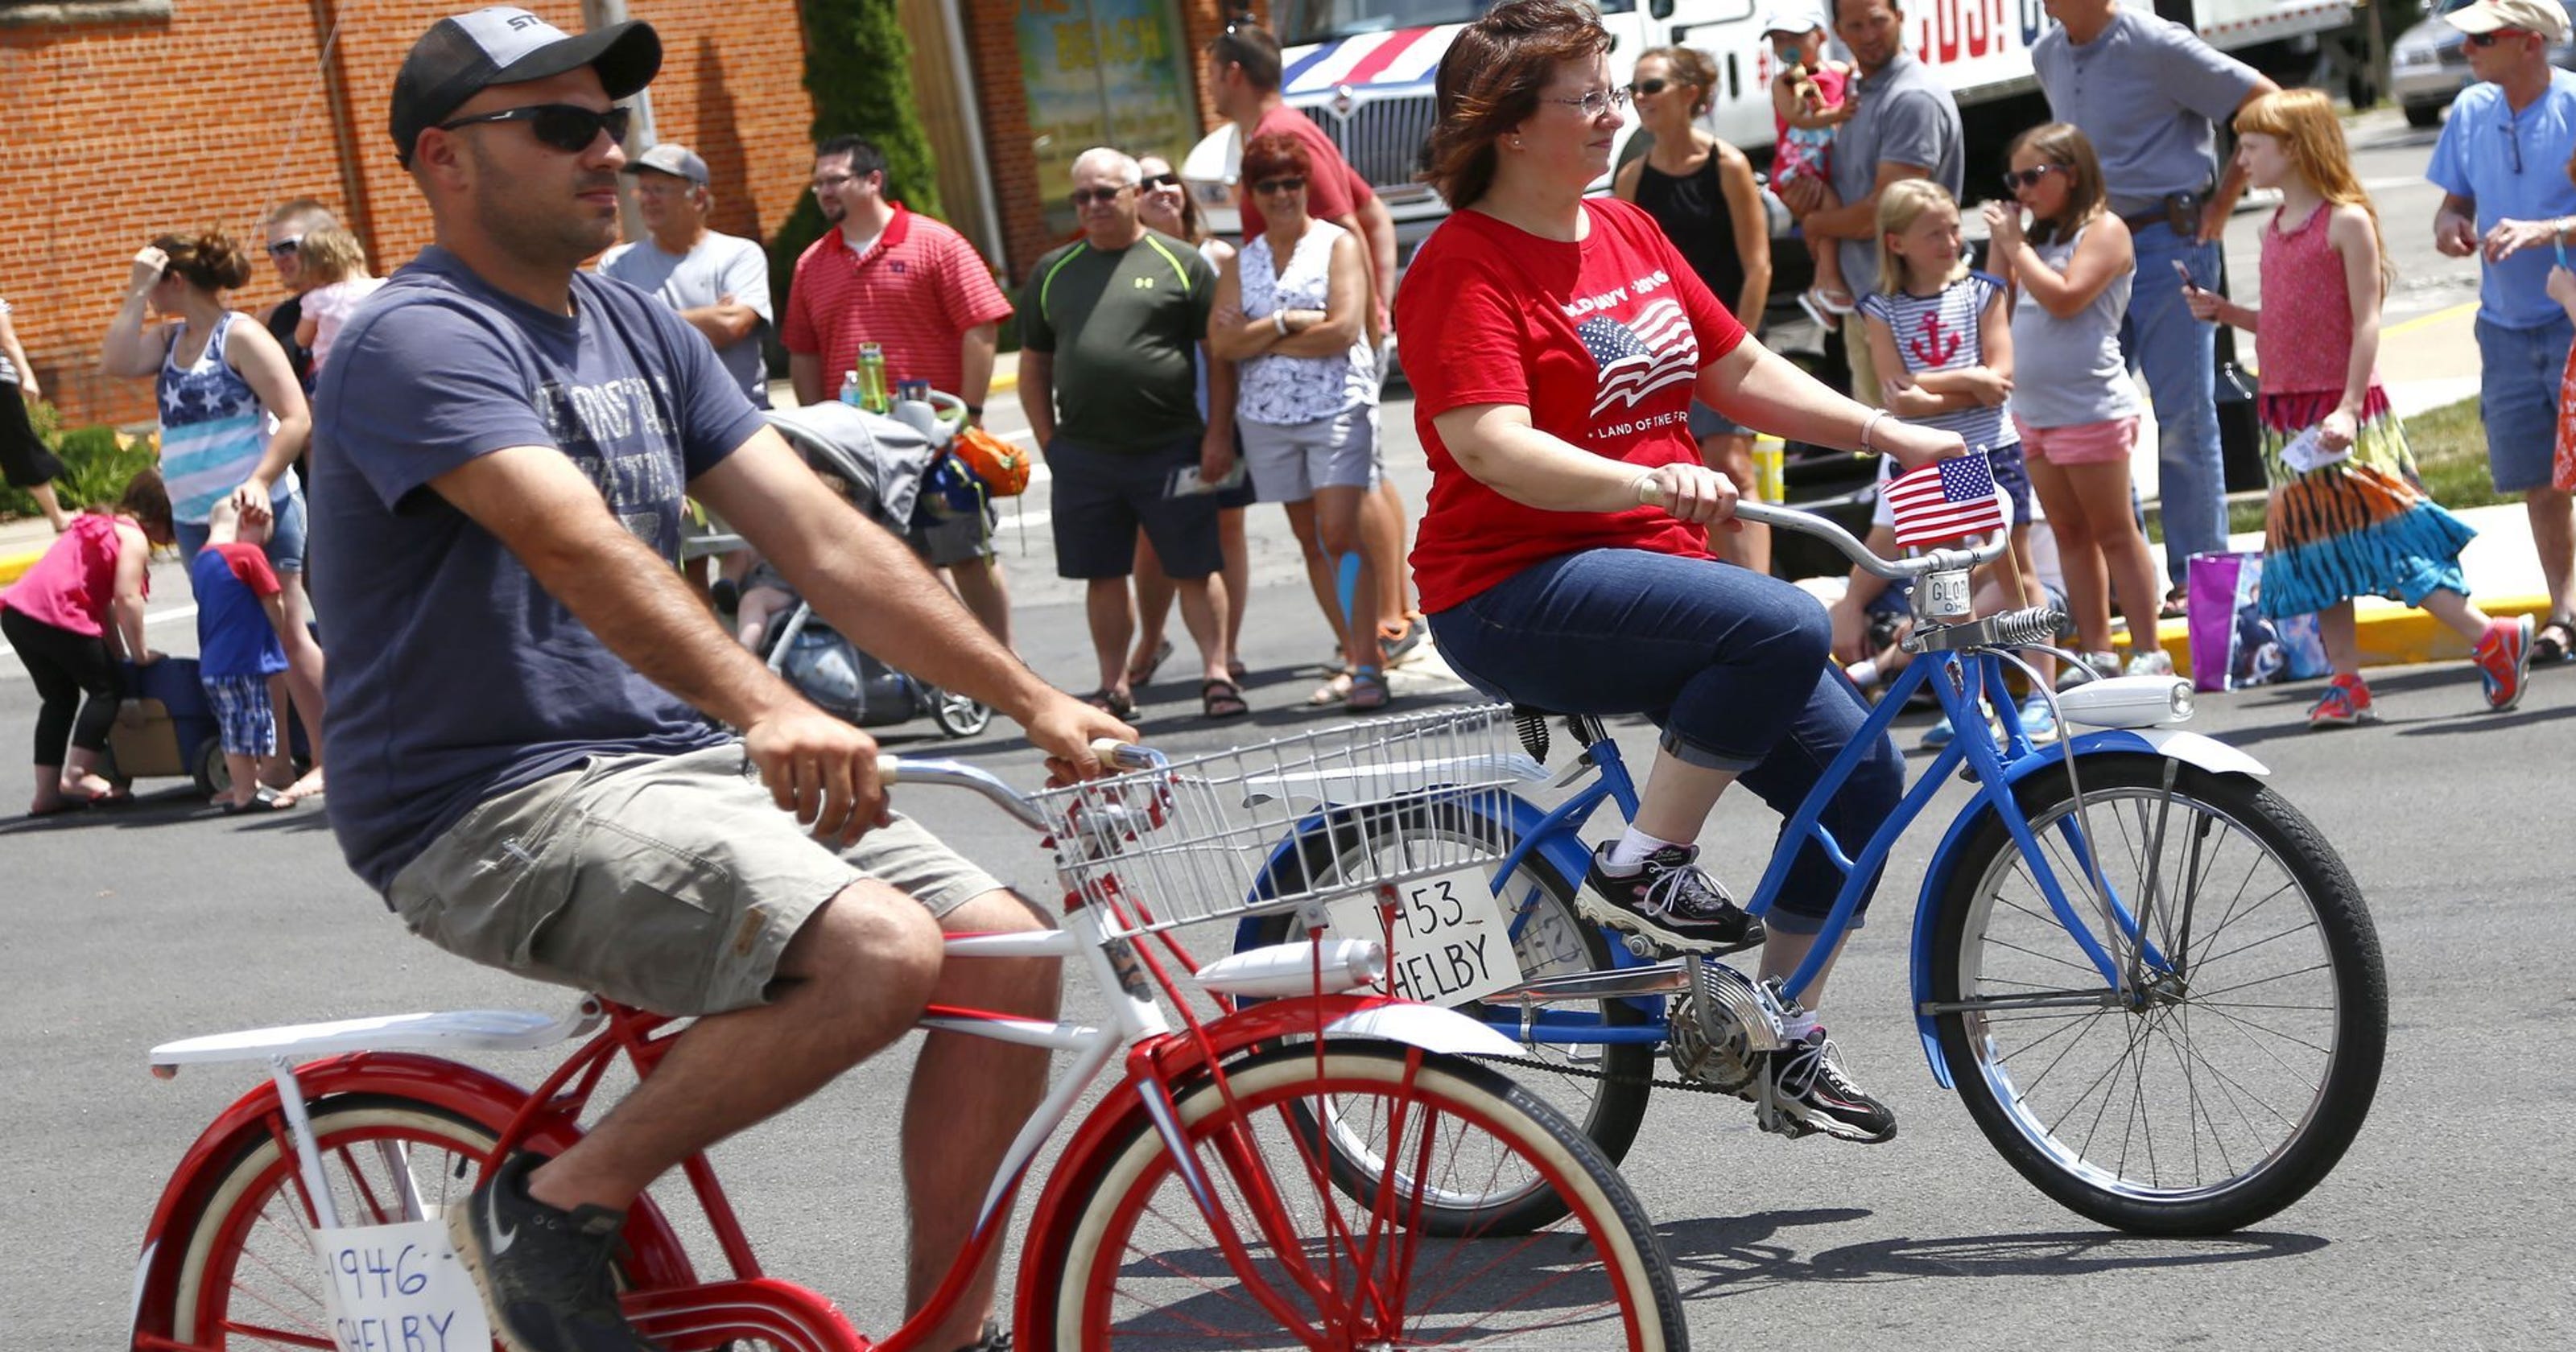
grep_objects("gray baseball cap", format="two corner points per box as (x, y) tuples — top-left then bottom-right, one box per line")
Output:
(390, 6), (660, 166)
(624, 142), (709, 185)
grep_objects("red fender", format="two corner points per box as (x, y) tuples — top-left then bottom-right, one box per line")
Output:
(1011, 993), (1394, 1341)
(129, 1052), (699, 1347)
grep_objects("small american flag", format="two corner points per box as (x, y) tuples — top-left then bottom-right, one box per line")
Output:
(1884, 455), (2006, 548)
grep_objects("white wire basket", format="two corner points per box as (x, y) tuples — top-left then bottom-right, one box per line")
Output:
(1030, 704), (1541, 934)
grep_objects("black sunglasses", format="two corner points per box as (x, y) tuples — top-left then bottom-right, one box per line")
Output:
(2000, 164), (2066, 192)
(1631, 77), (1682, 96)
(1142, 171), (1183, 189)
(1252, 175), (1307, 196)
(436, 104), (633, 155)
(2464, 28), (2532, 47)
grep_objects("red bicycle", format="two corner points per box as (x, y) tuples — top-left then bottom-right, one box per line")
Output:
(128, 709), (1689, 1351)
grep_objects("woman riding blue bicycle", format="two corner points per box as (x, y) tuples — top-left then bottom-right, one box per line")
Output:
(1394, 0), (1965, 1142)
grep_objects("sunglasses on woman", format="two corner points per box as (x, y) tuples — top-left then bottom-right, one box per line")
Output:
(1631, 77), (1682, 96)
(1141, 171), (1183, 190)
(1252, 175), (1307, 196)
(2000, 164), (2066, 192)
(436, 104), (634, 155)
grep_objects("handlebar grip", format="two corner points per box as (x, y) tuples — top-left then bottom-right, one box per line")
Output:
(877, 753), (904, 785)
(1093, 738), (1158, 772)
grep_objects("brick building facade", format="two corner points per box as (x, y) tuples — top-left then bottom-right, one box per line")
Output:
(1, 0), (1258, 432)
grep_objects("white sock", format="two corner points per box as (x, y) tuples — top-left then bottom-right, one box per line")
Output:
(1603, 827), (1688, 872)
(1781, 1009), (1822, 1041)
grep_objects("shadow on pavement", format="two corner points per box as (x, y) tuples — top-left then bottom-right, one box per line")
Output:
(1657, 1210), (2327, 1292)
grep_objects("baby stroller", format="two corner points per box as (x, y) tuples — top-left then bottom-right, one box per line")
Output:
(751, 399), (992, 739)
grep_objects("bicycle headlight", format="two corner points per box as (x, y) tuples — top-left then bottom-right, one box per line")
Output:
(2058, 675), (2195, 730)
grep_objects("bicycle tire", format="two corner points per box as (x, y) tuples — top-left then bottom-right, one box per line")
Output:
(166, 1094), (499, 1347)
(1249, 798), (1655, 1235)
(1929, 752), (2388, 1235)
(1034, 1042), (1687, 1351)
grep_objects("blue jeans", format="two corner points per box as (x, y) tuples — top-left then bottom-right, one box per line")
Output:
(2122, 223), (2226, 590)
(2475, 315), (2574, 493)
(1430, 549), (1904, 931)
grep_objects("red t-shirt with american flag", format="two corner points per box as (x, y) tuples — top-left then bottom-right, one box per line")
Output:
(1396, 199), (1747, 612)
(781, 204), (1013, 396)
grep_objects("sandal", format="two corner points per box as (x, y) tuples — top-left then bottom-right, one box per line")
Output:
(1228, 657), (1248, 682)
(1347, 666), (1391, 711)
(1201, 678), (1250, 719)
(1307, 670), (1353, 707)
(1125, 637), (1175, 687)
(1082, 687), (1138, 721)
(222, 785), (297, 814)
(2536, 616), (2576, 665)
(2158, 587), (2189, 620)
(1380, 614), (1427, 666)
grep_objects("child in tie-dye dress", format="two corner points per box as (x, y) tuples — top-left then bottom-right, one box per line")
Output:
(2189, 89), (2529, 728)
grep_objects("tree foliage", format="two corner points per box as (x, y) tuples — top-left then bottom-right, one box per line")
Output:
(768, 0), (946, 319)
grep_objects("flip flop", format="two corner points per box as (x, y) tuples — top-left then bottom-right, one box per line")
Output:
(1201, 678), (1250, 719)
(1082, 688), (1138, 721)
(1125, 637), (1176, 687)
(2158, 587), (2189, 620)
(222, 785), (298, 814)
(2535, 616), (2575, 665)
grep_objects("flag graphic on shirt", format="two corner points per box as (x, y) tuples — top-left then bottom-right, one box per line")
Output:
(1578, 299), (1698, 417)
(1885, 455), (2007, 548)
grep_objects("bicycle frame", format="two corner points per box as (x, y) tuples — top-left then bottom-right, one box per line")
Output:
(1248, 647), (2271, 1086)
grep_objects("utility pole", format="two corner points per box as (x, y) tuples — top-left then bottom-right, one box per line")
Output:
(580, 0), (659, 246)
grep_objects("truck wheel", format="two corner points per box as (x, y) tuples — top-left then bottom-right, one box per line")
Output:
(2404, 101), (2444, 129)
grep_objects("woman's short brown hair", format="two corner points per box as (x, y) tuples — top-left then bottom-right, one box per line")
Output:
(151, 229), (256, 293)
(115, 467), (174, 543)
(2007, 122), (2109, 246)
(1635, 45), (1719, 117)
(1422, 0), (1612, 210)
(1240, 131), (1314, 188)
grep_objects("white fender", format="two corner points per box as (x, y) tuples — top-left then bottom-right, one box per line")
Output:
(1324, 1004), (1528, 1061)
(2120, 727), (2270, 778)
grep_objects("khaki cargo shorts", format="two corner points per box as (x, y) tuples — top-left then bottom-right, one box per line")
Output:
(386, 742), (1004, 1015)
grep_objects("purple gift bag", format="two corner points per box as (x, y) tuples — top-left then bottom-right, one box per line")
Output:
(2186, 551), (2309, 692)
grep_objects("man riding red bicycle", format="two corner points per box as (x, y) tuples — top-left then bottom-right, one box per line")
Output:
(307, 10), (1133, 1351)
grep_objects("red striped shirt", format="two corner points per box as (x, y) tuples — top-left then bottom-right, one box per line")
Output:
(781, 204), (1013, 397)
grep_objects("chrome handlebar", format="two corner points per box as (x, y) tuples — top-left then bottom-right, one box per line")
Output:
(873, 740), (1166, 834)
(1633, 478), (2009, 580)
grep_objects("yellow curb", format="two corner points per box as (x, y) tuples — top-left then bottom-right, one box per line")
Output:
(991, 369), (1017, 394)
(2381, 300), (2479, 339)
(2129, 594), (2556, 678)
(0, 549), (39, 586)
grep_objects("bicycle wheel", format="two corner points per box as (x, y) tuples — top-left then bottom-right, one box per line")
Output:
(1251, 798), (1655, 1235)
(1929, 753), (2387, 1235)
(1035, 1043), (1686, 1351)
(167, 1094), (498, 1347)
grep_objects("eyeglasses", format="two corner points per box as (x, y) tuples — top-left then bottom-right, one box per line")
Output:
(266, 237), (303, 258)
(1142, 171), (1183, 190)
(2000, 164), (2066, 192)
(436, 104), (631, 156)
(811, 174), (857, 195)
(2463, 28), (2532, 47)
(2502, 114), (2526, 173)
(1541, 86), (1631, 118)
(1252, 175), (1307, 196)
(1071, 185), (1133, 206)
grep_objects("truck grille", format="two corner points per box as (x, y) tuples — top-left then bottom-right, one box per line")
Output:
(1300, 96), (1439, 194)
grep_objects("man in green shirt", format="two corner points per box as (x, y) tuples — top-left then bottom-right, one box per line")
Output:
(1022, 146), (1246, 719)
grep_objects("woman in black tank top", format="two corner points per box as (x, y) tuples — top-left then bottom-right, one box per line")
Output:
(1616, 45), (1776, 574)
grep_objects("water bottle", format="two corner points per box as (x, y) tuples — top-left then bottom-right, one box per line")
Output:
(1752, 436), (1786, 503)
(857, 342), (890, 414)
(839, 369), (862, 407)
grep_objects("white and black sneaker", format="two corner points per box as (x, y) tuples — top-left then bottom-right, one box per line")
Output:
(450, 1152), (663, 1351)
(1760, 1028), (1897, 1143)
(1579, 843), (1765, 954)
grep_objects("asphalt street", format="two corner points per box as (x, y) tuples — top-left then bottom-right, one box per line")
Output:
(2, 108), (2567, 1350)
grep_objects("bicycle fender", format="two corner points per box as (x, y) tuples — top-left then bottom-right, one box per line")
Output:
(1905, 732), (2270, 1088)
(1225, 792), (1592, 954)
(128, 1052), (697, 1346)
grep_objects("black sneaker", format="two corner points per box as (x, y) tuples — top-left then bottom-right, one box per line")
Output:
(1759, 1028), (1897, 1143)
(448, 1152), (662, 1351)
(1579, 843), (1765, 954)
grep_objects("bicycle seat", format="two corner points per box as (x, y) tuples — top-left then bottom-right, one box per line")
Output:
(150, 999), (604, 1074)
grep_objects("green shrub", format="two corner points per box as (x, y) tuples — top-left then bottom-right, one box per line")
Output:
(0, 406), (158, 520)
(767, 0), (946, 333)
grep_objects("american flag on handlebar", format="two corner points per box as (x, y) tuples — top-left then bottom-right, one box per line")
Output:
(1885, 455), (2006, 549)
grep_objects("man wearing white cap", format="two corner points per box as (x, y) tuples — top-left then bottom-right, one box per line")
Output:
(309, 10), (1130, 1351)
(601, 141), (773, 406)
(2433, 0), (2576, 664)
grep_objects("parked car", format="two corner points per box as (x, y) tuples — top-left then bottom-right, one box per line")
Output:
(2393, 0), (2576, 127)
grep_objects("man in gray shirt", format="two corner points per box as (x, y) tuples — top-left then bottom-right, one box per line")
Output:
(2034, 0), (2277, 604)
(601, 142), (773, 406)
(1778, 0), (1963, 410)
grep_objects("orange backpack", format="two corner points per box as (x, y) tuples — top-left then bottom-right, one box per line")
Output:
(951, 425), (1032, 497)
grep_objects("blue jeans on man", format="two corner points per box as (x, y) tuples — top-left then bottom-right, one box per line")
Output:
(2121, 222), (2227, 592)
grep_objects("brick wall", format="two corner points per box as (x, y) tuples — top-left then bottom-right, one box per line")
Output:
(0, 0), (816, 431)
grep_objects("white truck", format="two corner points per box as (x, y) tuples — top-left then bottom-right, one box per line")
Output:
(1187, 0), (2363, 267)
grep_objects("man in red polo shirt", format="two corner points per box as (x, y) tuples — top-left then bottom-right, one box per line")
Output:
(1205, 19), (1424, 689)
(785, 136), (1018, 646)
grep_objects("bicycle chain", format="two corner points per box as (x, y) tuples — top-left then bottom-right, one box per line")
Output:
(1480, 1049), (1752, 1098)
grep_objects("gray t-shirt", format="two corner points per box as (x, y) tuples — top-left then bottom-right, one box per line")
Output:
(2033, 11), (2261, 216)
(601, 229), (774, 406)
(308, 245), (767, 893)
(2008, 225), (2140, 428)
(1830, 54), (1963, 299)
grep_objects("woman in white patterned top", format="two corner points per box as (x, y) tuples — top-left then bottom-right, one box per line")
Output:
(1208, 131), (1396, 709)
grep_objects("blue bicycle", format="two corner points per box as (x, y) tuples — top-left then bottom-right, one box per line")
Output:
(1241, 501), (2387, 1239)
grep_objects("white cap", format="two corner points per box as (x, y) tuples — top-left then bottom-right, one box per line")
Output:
(1759, 7), (1827, 37)
(2444, 0), (2570, 40)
